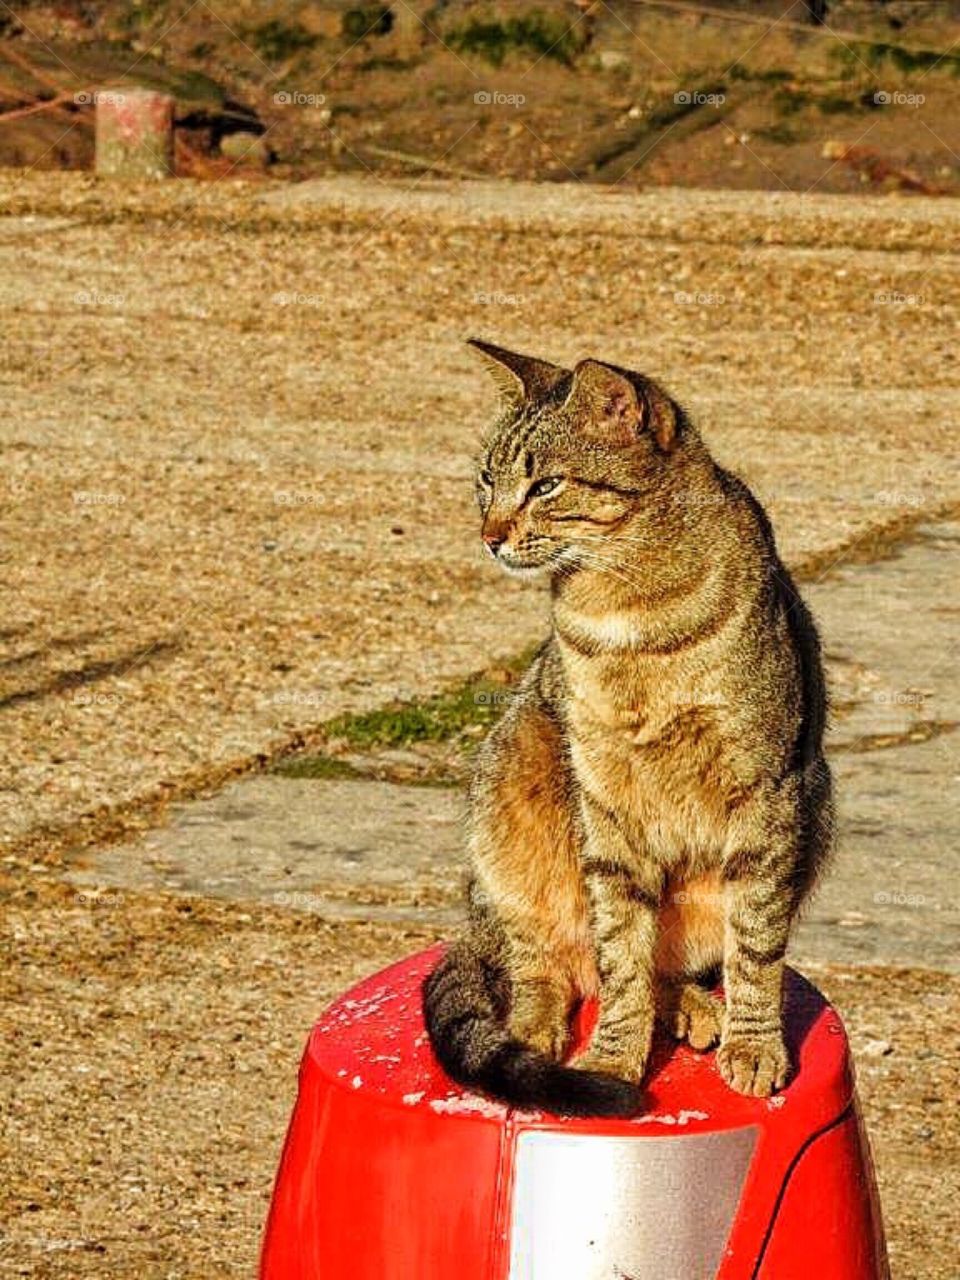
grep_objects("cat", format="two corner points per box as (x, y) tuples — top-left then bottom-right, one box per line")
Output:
(423, 340), (833, 1117)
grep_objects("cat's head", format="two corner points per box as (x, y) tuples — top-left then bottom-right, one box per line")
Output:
(469, 339), (684, 577)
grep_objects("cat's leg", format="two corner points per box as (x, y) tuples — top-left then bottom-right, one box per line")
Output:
(504, 934), (576, 1060)
(470, 694), (593, 1063)
(574, 794), (663, 1082)
(655, 871), (725, 1050)
(657, 979), (724, 1051)
(717, 785), (799, 1096)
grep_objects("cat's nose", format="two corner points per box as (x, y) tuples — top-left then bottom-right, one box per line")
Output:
(483, 533), (505, 556)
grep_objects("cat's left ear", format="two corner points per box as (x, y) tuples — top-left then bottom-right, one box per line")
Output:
(467, 338), (568, 409)
(564, 360), (678, 453)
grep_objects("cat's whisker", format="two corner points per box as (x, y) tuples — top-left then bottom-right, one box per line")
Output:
(564, 548), (652, 598)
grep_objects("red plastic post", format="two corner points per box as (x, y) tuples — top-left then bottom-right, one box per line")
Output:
(260, 948), (889, 1280)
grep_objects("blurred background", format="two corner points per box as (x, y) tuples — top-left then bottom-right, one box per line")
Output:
(1, 0), (959, 191)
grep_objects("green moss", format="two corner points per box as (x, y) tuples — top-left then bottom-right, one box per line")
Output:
(816, 94), (860, 115)
(831, 39), (960, 78)
(274, 645), (538, 763)
(771, 86), (860, 117)
(728, 66), (793, 84)
(319, 679), (509, 750)
(358, 55), (415, 72)
(273, 753), (459, 785)
(772, 87), (808, 115)
(447, 11), (585, 67)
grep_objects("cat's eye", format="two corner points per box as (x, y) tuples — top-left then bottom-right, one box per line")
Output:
(527, 476), (563, 500)
(478, 469), (494, 488)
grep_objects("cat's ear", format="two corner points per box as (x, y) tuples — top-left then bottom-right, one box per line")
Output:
(564, 359), (678, 452)
(467, 339), (568, 409)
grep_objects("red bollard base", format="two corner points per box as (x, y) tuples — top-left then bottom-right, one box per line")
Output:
(260, 948), (888, 1280)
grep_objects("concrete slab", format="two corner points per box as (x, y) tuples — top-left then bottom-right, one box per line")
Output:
(69, 524), (960, 969)
(68, 776), (464, 928)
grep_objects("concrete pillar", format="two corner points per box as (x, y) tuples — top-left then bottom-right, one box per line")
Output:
(95, 88), (174, 180)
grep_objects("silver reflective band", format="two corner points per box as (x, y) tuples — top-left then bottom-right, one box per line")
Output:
(508, 1126), (757, 1280)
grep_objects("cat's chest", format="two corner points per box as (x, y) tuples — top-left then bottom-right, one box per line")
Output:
(564, 661), (752, 843)
(569, 710), (749, 861)
(562, 644), (730, 742)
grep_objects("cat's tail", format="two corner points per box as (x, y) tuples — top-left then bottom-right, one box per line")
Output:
(422, 942), (641, 1118)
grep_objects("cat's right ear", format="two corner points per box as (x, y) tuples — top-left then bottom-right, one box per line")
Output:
(467, 339), (568, 410)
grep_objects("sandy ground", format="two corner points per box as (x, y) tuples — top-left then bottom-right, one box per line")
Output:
(1, 174), (959, 859)
(1, 878), (957, 1279)
(1, 174), (959, 1277)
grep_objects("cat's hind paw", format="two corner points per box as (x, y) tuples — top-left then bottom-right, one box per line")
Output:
(660, 981), (724, 1051)
(509, 1012), (569, 1063)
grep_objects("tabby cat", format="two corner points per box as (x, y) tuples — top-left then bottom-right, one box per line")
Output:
(423, 341), (832, 1116)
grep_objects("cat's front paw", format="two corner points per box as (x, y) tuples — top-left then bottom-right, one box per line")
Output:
(716, 1033), (788, 1096)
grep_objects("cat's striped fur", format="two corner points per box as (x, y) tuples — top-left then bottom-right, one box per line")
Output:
(423, 342), (833, 1116)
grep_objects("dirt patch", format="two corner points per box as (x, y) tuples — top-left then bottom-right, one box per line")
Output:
(0, 876), (956, 1278)
(2, 175), (959, 870)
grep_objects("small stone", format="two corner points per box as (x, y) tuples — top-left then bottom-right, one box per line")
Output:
(838, 911), (868, 927)
(598, 50), (630, 71)
(862, 1038), (892, 1058)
